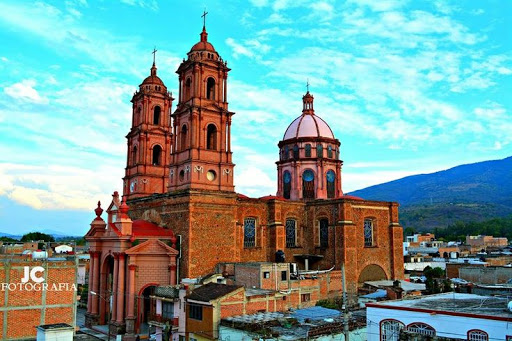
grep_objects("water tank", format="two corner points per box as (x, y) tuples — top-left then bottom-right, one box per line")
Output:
(32, 250), (48, 259)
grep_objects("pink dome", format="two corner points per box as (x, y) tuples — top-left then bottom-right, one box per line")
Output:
(283, 114), (335, 140)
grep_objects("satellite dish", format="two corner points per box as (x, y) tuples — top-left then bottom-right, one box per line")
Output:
(507, 301), (512, 312)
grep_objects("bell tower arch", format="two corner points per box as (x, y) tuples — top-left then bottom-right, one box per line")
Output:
(169, 22), (235, 192)
(123, 54), (174, 200)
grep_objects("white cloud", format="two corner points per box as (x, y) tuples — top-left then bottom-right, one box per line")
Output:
(4, 80), (49, 104)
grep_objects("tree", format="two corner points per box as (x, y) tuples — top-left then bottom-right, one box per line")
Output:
(0, 236), (19, 242)
(21, 232), (55, 243)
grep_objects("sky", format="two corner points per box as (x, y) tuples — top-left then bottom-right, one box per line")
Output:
(0, 0), (510, 236)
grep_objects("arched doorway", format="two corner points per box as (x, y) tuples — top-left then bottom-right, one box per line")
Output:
(99, 255), (115, 325)
(137, 284), (157, 334)
(358, 264), (387, 283)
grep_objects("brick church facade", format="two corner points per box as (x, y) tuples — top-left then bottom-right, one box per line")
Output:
(85, 22), (403, 339)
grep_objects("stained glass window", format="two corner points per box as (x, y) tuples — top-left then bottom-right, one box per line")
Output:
(326, 170), (335, 198)
(320, 219), (329, 248)
(244, 218), (256, 248)
(381, 320), (404, 341)
(302, 170), (315, 199)
(286, 219), (296, 247)
(293, 145), (299, 159)
(316, 144), (323, 157)
(305, 144), (311, 157)
(283, 171), (291, 199)
(364, 219), (374, 247)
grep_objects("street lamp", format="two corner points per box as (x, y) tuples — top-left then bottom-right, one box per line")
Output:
(90, 291), (112, 341)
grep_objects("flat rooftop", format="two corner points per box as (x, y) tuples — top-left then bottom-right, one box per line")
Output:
(368, 293), (512, 320)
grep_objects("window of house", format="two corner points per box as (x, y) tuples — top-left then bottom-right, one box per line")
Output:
(281, 270), (287, 281)
(301, 293), (311, 302)
(319, 218), (329, 248)
(206, 124), (217, 150)
(293, 144), (299, 159)
(244, 218), (256, 248)
(326, 170), (335, 198)
(152, 145), (162, 166)
(285, 219), (296, 248)
(263, 271), (270, 279)
(316, 144), (323, 157)
(302, 169), (315, 199)
(283, 171), (291, 199)
(162, 302), (174, 319)
(153, 106), (161, 124)
(189, 304), (203, 321)
(364, 219), (374, 247)
(206, 77), (215, 100)
(305, 144), (311, 157)
(381, 320), (404, 341)
(406, 323), (436, 337)
(468, 330), (488, 341)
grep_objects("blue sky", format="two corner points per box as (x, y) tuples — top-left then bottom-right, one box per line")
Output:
(0, 0), (510, 236)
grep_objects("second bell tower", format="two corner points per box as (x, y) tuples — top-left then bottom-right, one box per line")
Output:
(168, 24), (235, 192)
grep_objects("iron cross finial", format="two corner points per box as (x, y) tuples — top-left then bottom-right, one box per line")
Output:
(202, 9), (208, 28)
(152, 46), (157, 65)
(306, 79), (310, 92)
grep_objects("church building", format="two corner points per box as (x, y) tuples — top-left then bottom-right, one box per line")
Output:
(85, 20), (404, 339)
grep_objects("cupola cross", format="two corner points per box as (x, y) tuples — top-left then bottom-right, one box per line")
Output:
(152, 47), (158, 65)
(202, 9), (208, 28)
(306, 79), (310, 92)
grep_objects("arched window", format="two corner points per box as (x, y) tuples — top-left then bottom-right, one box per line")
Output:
(468, 330), (488, 341)
(244, 218), (256, 248)
(305, 144), (311, 157)
(319, 218), (329, 248)
(284, 146), (289, 160)
(302, 169), (315, 199)
(316, 144), (323, 158)
(181, 125), (188, 151)
(132, 145), (138, 165)
(293, 145), (299, 159)
(153, 106), (161, 125)
(285, 219), (296, 248)
(184, 78), (191, 100)
(327, 145), (333, 158)
(326, 170), (336, 198)
(206, 124), (217, 150)
(380, 320), (404, 341)
(206, 77), (215, 100)
(406, 323), (435, 337)
(152, 145), (162, 166)
(364, 219), (374, 247)
(283, 171), (291, 199)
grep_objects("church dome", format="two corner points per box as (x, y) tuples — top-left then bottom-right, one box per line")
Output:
(282, 92), (335, 140)
(189, 27), (217, 53)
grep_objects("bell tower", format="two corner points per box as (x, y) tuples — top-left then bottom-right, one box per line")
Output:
(123, 52), (174, 200)
(168, 20), (235, 192)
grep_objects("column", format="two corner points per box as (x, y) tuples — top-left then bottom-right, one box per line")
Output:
(111, 253), (119, 322)
(127, 265), (137, 318)
(87, 251), (95, 314)
(91, 251), (100, 315)
(116, 253), (126, 323)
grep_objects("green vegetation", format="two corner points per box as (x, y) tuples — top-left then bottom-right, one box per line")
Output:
(20, 232), (55, 242)
(315, 297), (342, 310)
(424, 266), (452, 294)
(0, 236), (19, 242)
(430, 216), (512, 241)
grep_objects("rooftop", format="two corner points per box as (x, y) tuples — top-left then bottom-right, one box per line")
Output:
(186, 283), (242, 302)
(367, 293), (512, 320)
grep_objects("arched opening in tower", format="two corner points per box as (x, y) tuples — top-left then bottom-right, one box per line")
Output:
(206, 124), (217, 150)
(153, 106), (161, 125)
(206, 77), (216, 100)
(152, 145), (162, 166)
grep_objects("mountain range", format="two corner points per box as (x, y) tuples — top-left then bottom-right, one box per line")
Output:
(348, 156), (512, 231)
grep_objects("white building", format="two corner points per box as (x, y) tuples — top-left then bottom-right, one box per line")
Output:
(367, 293), (512, 341)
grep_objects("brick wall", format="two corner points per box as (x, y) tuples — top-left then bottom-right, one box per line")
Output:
(0, 258), (77, 340)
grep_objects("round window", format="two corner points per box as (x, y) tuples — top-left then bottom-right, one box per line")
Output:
(303, 169), (315, 182)
(207, 170), (216, 181)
